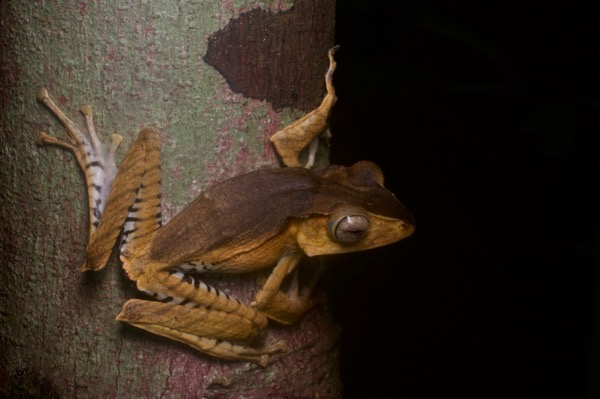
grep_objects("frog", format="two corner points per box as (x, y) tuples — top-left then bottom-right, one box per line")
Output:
(37, 47), (414, 366)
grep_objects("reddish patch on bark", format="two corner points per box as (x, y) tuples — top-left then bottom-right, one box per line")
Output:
(201, 129), (263, 188)
(260, 106), (281, 157)
(142, 25), (155, 40)
(0, 58), (22, 86)
(204, 0), (335, 112)
(200, 89), (282, 188)
(78, 2), (89, 16)
(172, 164), (183, 180)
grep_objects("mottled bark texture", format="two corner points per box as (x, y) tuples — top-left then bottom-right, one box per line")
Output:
(0, 1), (339, 398)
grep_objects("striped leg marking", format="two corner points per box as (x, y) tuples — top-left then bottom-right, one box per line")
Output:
(38, 89), (163, 272)
(84, 128), (162, 271)
(136, 269), (262, 324)
(38, 88), (122, 239)
(120, 268), (288, 366)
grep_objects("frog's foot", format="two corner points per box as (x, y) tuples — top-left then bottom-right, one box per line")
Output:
(270, 46), (339, 168)
(38, 89), (123, 237)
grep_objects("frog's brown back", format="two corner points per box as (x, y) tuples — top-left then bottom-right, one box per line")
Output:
(148, 167), (318, 267)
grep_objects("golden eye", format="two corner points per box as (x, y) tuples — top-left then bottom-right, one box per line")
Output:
(329, 213), (369, 244)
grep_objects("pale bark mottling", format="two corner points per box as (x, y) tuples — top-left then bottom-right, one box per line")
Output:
(0, 1), (339, 397)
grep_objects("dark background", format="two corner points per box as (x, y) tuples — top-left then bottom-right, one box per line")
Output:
(328, 1), (600, 397)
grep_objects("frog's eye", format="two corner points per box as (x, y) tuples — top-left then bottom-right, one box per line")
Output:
(328, 207), (370, 244)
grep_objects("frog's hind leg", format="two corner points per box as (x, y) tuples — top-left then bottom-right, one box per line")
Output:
(85, 127), (163, 271)
(117, 298), (287, 366)
(113, 128), (163, 267)
(38, 88), (122, 241)
(117, 266), (287, 366)
(38, 89), (162, 272)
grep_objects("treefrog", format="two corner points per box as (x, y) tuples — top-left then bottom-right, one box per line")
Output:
(37, 47), (415, 366)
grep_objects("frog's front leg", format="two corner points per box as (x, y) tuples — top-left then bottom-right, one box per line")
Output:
(270, 46), (338, 168)
(251, 248), (324, 325)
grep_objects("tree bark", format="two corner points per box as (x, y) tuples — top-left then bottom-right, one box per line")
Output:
(0, 1), (339, 397)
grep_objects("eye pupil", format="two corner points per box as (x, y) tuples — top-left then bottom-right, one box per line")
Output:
(334, 215), (369, 243)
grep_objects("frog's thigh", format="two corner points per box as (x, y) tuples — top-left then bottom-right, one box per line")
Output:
(117, 299), (286, 366)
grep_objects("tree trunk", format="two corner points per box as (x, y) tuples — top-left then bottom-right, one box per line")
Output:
(0, 1), (338, 397)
